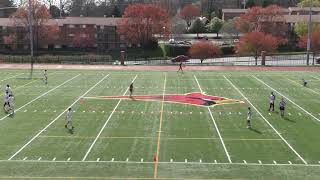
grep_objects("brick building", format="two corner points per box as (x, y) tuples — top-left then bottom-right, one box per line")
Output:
(0, 17), (126, 51)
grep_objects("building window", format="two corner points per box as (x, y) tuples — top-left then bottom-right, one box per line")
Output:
(80, 33), (87, 38)
(68, 24), (75, 28)
(68, 33), (75, 37)
(82, 25), (86, 28)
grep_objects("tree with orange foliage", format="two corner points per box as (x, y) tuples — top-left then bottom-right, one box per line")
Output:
(235, 5), (287, 38)
(117, 4), (170, 48)
(236, 31), (280, 65)
(11, 0), (51, 50)
(298, 31), (320, 65)
(179, 4), (201, 28)
(189, 40), (222, 63)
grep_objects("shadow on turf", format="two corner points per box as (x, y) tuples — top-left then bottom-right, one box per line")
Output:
(249, 128), (262, 134)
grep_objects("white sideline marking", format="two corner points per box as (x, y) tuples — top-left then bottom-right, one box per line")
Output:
(0, 73), (23, 82)
(194, 75), (232, 164)
(38, 157), (42, 161)
(273, 160), (277, 164)
(289, 161), (292, 164)
(23, 157), (27, 161)
(253, 76), (320, 123)
(52, 157), (56, 161)
(67, 158), (71, 161)
(82, 75), (138, 161)
(7, 74), (110, 161)
(0, 74), (80, 122)
(23, 110), (27, 112)
(224, 76), (308, 165)
(3, 159), (320, 167)
(258, 160), (262, 164)
(243, 160), (247, 164)
(97, 158), (100, 162)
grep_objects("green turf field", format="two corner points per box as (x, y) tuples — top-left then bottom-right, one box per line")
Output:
(0, 69), (319, 180)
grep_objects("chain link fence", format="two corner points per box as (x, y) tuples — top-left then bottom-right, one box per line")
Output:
(0, 53), (319, 66)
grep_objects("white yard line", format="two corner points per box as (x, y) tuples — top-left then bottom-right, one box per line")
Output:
(0, 159), (317, 167)
(7, 74), (110, 160)
(0, 74), (81, 122)
(82, 75), (138, 161)
(194, 75), (232, 163)
(253, 76), (320, 123)
(224, 75), (307, 165)
(0, 73), (24, 82)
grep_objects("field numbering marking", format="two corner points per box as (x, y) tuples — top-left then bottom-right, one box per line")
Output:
(82, 75), (138, 161)
(224, 75), (307, 165)
(194, 75), (232, 163)
(7, 74), (110, 160)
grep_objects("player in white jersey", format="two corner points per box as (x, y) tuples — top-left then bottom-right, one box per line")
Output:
(5, 85), (13, 96)
(43, 70), (48, 84)
(247, 107), (252, 129)
(65, 107), (74, 130)
(3, 92), (9, 112)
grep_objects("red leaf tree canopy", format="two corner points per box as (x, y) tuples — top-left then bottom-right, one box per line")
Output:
(11, 0), (51, 49)
(179, 4), (200, 27)
(189, 40), (222, 63)
(117, 4), (170, 47)
(299, 30), (320, 56)
(236, 31), (280, 65)
(235, 5), (288, 39)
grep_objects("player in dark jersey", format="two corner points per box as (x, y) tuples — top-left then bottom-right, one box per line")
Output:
(279, 98), (286, 117)
(129, 83), (134, 97)
(268, 92), (276, 112)
(177, 62), (184, 73)
(302, 79), (307, 87)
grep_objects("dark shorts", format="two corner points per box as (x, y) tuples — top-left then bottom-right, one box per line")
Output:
(280, 106), (285, 111)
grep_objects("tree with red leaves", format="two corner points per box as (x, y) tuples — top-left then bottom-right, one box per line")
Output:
(117, 4), (170, 48)
(73, 32), (95, 49)
(235, 5), (287, 38)
(189, 40), (222, 63)
(236, 31), (280, 65)
(179, 4), (201, 28)
(299, 31), (320, 65)
(11, 0), (51, 50)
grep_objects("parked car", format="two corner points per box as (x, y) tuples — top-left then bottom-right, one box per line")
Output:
(171, 55), (190, 62)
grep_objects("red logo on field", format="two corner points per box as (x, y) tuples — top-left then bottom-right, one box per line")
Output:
(84, 92), (243, 107)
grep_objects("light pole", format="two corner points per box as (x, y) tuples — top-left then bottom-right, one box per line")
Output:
(28, 0), (34, 78)
(306, 0), (313, 66)
(162, 26), (166, 39)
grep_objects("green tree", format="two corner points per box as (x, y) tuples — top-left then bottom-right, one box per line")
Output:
(246, 0), (256, 8)
(294, 21), (320, 37)
(221, 18), (240, 38)
(189, 18), (206, 37)
(1, 0), (15, 7)
(206, 17), (223, 37)
(298, 0), (320, 7)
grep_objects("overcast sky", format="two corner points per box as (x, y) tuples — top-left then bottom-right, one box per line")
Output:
(13, 0), (63, 6)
